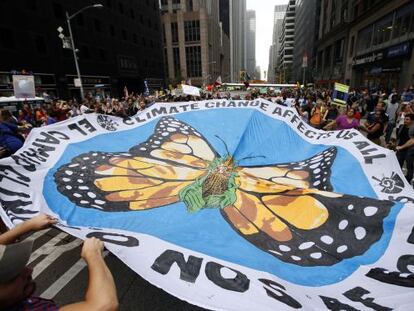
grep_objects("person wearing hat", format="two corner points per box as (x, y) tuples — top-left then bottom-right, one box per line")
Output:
(0, 214), (118, 310)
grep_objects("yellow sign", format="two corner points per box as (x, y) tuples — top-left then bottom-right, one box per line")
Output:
(333, 83), (350, 106)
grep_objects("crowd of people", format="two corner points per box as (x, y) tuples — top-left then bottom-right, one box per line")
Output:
(1, 85), (414, 182)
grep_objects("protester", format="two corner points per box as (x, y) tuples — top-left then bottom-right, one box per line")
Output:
(396, 114), (414, 168)
(360, 110), (386, 145)
(0, 109), (28, 157)
(0, 214), (119, 311)
(324, 108), (359, 131)
(309, 100), (326, 129)
(385, 94), (400, 144)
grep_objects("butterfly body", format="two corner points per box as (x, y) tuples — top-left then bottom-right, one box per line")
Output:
(180, 156), (238, 212)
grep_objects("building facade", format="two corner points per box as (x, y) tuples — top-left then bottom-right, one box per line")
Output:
(314, 0), (352, 88)
(219, 0), (231, 81)
(245, 10), (256, 77)
(278, 0), (296, 83)
(0, 0), (164, 98)
(292, 0), (320, 84)
(229, 0), (246, 82)
(161, 0), (225, 86)
(267, 5), (287, 83)
(345, 0), (414, 91)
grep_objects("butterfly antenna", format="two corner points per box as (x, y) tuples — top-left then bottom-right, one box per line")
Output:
(215, 135), (230, 156)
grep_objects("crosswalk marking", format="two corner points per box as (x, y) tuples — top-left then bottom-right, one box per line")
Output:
(32, 239), (83, 278)
(40, 251), (109, 299)
(29, 232), (68, 264)
(28, 228), (52, 241)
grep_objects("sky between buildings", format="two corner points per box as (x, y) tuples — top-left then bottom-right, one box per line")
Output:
(246, 0), (289, 80)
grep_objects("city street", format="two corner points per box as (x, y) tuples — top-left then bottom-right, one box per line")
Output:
(28, 227), (207, 311)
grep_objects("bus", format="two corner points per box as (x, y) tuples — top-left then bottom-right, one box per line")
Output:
(220, 83), (297, 94)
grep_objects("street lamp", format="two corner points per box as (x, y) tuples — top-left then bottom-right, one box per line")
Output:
(66, 4), (103, 99)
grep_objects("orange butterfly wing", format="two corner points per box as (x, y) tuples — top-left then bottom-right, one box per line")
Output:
(55, 117), (217, 211)
(221, 147), (393, 266)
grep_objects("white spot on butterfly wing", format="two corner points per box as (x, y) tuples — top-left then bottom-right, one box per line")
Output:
(279, 245), (291, 252)
(299, 242), (314, 250)
(320, 235), (334, 245)
(338, 220), (348, 230)
(364, 206), (378, 217)
(354, 227), (366, 240)
(310, 252), (322, 259)
(337, 245), (348, 253)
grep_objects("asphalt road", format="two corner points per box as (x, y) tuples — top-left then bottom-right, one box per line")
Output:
(28, 227), (209, 311)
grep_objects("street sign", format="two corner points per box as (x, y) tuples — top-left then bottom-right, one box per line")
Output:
(13, 75), (35, 98)
(302, 55), (308, 68)
(74, 78), (82, 87)
(62, 37), (72, 49)
(332, 82), (350, 106)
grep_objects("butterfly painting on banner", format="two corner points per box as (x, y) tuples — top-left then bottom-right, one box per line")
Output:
(1, 99), (414, 311)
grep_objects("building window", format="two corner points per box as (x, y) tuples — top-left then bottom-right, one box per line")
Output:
(356, 25), (373, 53)
(34, 35), (47, 54)
(82, 46), (91, 59)
(130, 9), (135, 19)
(162, 23), (166, 45)
(186, 46), (202, 77)
(172, 0), (181, 13)
(122, 29), (127, 40)
(334, 39), (344, 63)
(393, 9), (413, 39)
(349, 36), (355, 57)
(0, 28), (15, 49)
(173, 47), (181, 78)
(29, 0), (37, 11)
(142, 37), (146, 47)
(110, 25), (115, 36)
(133, 33), (138, 44)
(184, 20), (200, 42)
(118, 2), (124, 14)
(147, 19), (152, 28)
(94, 19), (102, 32)
(52, 2), (64, 19)
(171, 22), (179, 43)
(373, 14), (393, 46)
(186, 0), (193, 11)
(99, 49), (107, 61)
(324, 46), (331, 70)
(161, 0), (168, 11)
(164, 48), (168, 76)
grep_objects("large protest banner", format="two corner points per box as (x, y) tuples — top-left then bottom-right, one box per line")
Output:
(1, 99), (414, 310)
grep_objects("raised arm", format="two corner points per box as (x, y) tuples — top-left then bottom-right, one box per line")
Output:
(60, 238), (118, 311)
(0, 214), (57, 245)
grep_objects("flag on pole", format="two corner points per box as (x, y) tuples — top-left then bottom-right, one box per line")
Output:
(143, 80), (150, 97)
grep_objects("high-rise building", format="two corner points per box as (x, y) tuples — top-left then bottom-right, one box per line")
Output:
(267, 5), (287, 82)
(278, 0), (296, 83)
(292, 0), (320, 84)
(161, 0), (224, 86)
(314, 0), (352, 88)
(0, 0), (164, 98)
(245, 10), (256, 77)
(229, 0), (247, 82)
(219, 0), (231, 82)
(345, 0), (414, 90)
